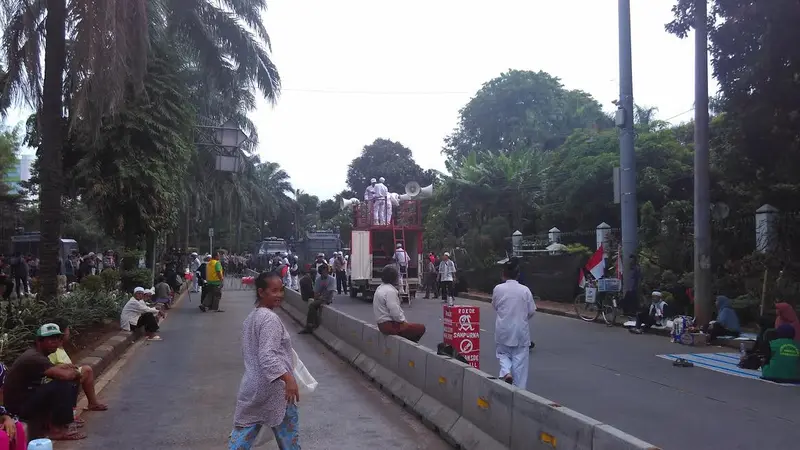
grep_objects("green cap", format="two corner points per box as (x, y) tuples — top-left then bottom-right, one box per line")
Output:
(36, 323), (63, 338)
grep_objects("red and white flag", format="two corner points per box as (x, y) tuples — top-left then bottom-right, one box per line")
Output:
(578, 245), (606, 287)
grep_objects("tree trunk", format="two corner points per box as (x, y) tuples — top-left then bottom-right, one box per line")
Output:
(38, 0), (67, 302)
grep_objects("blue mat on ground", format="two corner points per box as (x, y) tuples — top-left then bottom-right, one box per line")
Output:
(656, 352), (798, 386)
(623, 320), (758, 341)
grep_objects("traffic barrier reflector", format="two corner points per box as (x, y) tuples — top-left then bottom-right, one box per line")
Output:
(397, 339), (433, 391)
(461, 368), (515, 447)
(424, 352), (469, 414)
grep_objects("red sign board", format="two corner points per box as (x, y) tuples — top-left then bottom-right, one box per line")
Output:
(443, 305), (480, 369)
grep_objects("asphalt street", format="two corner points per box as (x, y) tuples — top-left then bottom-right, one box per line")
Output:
(334, 292), (800, 450)
(60, 289), (451, 450)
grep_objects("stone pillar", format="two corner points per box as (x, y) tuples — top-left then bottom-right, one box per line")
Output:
(755, 204), (779, 253)
(596, 222), (611, 256)
(548, 227), (561, 244)
(512, 230), (523, 257)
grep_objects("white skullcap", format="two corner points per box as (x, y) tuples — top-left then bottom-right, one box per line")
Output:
(651, 291), (663, 297)
(370, 178), (377, 183)
(134, 287), (145, 294)
(396, 243), (403, 248)
(443, 252), (450, 257)
(379, 177), (386, 182)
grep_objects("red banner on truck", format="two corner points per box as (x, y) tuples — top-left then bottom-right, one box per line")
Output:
(443, 305), (480, 369)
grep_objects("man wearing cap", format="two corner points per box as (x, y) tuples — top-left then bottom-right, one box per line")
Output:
(201, 250), (225, 313)
(120, 287), (163, 340)
(393, 243), (409, 293)
(364, 178), (377, 202)
(189, 252), (201, 292)
(629, 291), (668, 334)
(3, 323), (85, 440)
(438, 252), (457, 302)
(373, 177), (389, 225)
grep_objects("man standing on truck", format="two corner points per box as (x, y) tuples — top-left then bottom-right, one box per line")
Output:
(374, 177), (389, 225)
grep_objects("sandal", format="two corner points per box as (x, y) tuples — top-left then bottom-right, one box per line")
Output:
(85, 403), (109, 411)
(50, 431), (87, 441)
(673, 358), (694, 368)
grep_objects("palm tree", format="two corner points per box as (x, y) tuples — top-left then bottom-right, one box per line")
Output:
(1, 0), (149, 300)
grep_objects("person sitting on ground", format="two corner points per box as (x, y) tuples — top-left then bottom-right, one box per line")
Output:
(299, 270), (315, 302)
(760, 324), (800, 383)
(49, 319), (108, 413)
(629, 291), (669, 334)
(775, 302), (800, 342)
(153, 276), (173, 309)
(374, 265), (426, 343)
(120, 287), (163, 341)
(299, 264), (336, 334)
(0, 362), (27, 450)
(704, 295), (741, 343)
(3, 323), (84, 441)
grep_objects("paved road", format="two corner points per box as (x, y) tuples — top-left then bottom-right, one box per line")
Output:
(61, 289), (451, 450)
(335, 293), (800, 450)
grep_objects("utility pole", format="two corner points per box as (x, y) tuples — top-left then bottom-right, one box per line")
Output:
(617, 0), (638, 293)
(693, 0), (712, 325)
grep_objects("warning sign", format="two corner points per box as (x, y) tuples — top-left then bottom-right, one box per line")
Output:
(443, 305), (480, 369)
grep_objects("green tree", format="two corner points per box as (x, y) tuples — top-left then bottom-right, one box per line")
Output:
(443, 70), (610, 164)
(346, 138), (434, 196)
(667, 0), (800, 210)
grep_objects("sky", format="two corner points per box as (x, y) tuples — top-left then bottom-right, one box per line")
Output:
(3, 0), (714, 199)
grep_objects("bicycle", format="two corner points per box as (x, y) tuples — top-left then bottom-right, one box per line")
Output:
(574, 271), (622, 326)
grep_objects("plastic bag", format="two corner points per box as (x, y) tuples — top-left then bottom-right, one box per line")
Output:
(292, 349), (318, 395)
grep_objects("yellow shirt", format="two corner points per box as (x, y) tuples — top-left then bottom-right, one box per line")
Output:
(45, 348), (81, 383)
(206, 259), (223, 284)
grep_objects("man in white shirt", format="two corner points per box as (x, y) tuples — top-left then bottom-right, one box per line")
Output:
(120, 287), (164, 341)
(492, 258), (536, 388)
(392, 243), (409, 292)
(189, 252), (201, 292)
(364, 178), (377, 202)
(373, 265), (426, 342)
(373, 177), (389, 225)
(438, 252), (457, 302)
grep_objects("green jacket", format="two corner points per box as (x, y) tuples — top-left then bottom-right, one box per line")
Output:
(762, 338), (800, 381)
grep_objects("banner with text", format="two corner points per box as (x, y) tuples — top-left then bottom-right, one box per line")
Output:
(443, 305), (480, 369)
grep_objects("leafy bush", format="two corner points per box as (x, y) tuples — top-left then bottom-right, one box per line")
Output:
(120, 268), (153, 293)
(564, 243), (592, 257)
(120, 248), (144, 271)
(0, 290), (128, 365)
(79, 275), (104, 293)
(100, 269), (121, 291)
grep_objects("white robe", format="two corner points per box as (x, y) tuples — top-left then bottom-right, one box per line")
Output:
(491, 279), (536, 389)
(364, 185), (376, 201)
(373, 182), (390, 224)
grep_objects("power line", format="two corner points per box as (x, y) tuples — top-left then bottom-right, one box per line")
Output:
(281, 88), (472, 96)
(662, 107), (695, 122)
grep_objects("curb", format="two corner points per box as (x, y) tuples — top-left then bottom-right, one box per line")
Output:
(459, 292), (747, 351)
(74, 283), (190, 401)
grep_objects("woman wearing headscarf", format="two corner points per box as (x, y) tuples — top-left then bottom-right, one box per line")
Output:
(229, 272), (300, 450)
(775, 302), (800, 342)
(760, 324), (800, 383)
(705, 295), (741, 343)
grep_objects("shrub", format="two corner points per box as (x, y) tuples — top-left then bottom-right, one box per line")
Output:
(120, 248), (144, 271)
(79, 275), (104, 293)
(565, 243), (592, 257)
(0, 289), (128, 365)
(120, 268), (153, 293)
(100, 269), (121, 291)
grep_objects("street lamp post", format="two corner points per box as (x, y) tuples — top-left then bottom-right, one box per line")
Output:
(693, 0), (712, 325)
(617, 0), (638, 294)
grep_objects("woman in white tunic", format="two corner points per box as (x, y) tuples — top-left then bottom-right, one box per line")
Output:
(492, 258), (536, 389)
(229, 272), (300, 450)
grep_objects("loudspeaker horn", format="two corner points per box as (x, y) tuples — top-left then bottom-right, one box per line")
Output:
(404, 181), (421, 197)
(417, 183), (433, 198)
(341, 198), (360, 209)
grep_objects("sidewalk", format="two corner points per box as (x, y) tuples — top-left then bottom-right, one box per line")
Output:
(458, 290), (748, 351)
(60, 289), (450, 450)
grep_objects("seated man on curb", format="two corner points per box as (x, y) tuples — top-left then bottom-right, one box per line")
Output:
(120, 287), (164, 341)
(299, 264), (336, 334)
(153, 276), (173, 309)
(299, 269), (315, 302)
(49, 319), (108, 413)
(374, 265), (426, 343)
(3, 323), (85, 441)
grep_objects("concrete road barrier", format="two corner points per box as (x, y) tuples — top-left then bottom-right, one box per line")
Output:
(280, 288), (661, 450)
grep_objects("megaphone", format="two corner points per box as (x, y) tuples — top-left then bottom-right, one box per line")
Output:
(404, 181), (421, 197)
(341, 198), (360, 209)
(417, 183), (434, 198)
